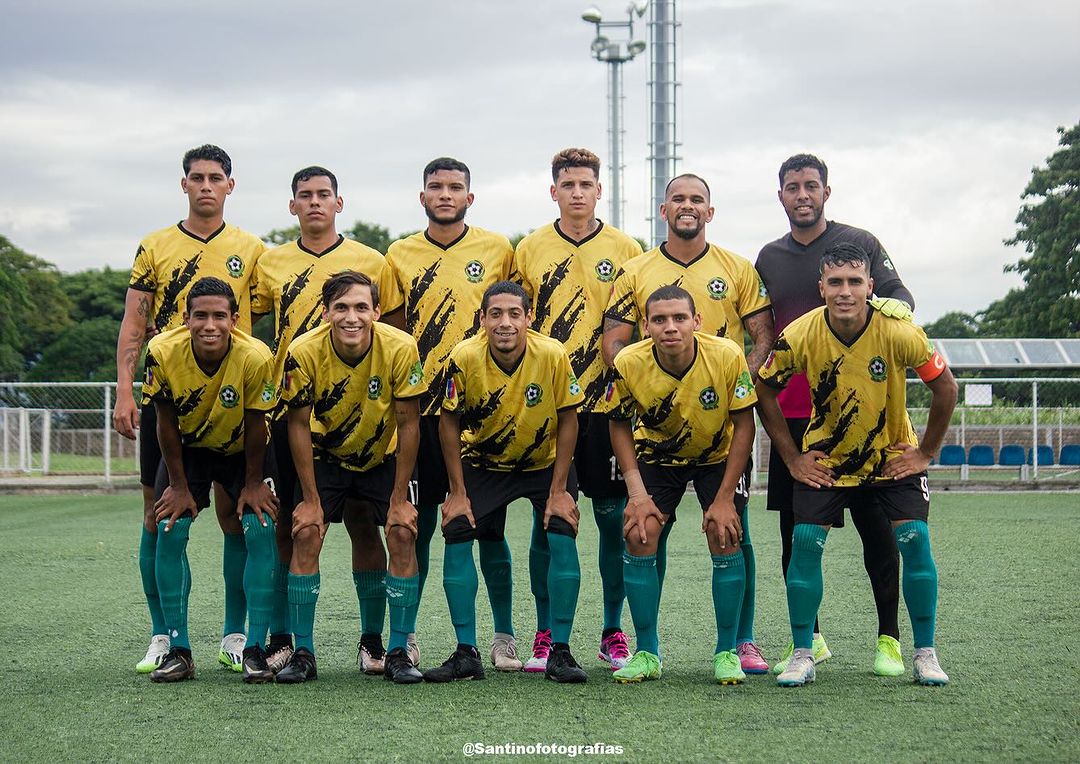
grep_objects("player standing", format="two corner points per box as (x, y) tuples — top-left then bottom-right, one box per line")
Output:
(383, 158), (520, 670)
(756, 153), (917, 676)
(602, 174), (773, 673)
(756, 243), (957, 687)
(114, 145), (265, 674)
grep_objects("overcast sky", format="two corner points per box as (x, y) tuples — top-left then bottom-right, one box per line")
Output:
(2, 0), (1077, 322)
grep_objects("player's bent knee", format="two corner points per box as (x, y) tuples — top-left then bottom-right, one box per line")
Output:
(386, 523), (416, 551)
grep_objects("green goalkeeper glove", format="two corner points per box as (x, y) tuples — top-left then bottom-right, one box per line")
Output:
(869, 297), (914, 322)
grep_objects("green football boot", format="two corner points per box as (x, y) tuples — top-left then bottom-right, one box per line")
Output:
(612, 651), (662, 683)
(713, 650), (746, 685)
(873, 635), (905, 677)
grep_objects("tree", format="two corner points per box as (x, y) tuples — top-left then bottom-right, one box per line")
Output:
(262, 225), (300, 246)
(922, 310), (979, 338)
(344, 221), (394, 254)
(26, 317), (119, 382)
(0, 251), (32, 380)
(60, 267), (129, 323)
(0, 235), (73, 377)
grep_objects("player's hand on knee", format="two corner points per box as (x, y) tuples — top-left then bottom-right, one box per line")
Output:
(882, 442), (931, 480)
(238, 480), (280, 527)
(154, 486), (198, 531)
(387, 498), (419, 537)
(292, 499), (327, 540)
(703, 496), (741, 550)
(441, 490), (475, 529)
(544, 490), (579, 535)
(789, 450), (835, 489)
(623, 496), (664, 544)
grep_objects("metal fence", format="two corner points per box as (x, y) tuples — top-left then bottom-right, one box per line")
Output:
(2, 378), (1078, 485)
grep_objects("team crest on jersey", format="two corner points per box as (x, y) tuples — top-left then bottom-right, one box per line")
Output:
(219, 385), (240, 408)
(699, 386), (719, 410)
(225, 255), (244, 278)
(868, 356), (888, 381)
(757, 276), (769, 298)
(464, 260), (485, 283)
(524, 383), (543, 407)
(734, 370), (753, 400)
(407, 361), (424, 387)
(368, 376), (383, 399)
(707, 277), (728, 300)
(595, 258), (616, 282)
(568, 372), (581, 397)
(261, 382), (276, 403)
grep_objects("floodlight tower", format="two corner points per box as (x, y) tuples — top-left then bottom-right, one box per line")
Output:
(647, 0), (680, 246)
(582, 3), (647, 230)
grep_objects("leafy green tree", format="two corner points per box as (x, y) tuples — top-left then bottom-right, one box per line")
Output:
(345, 221), (394, 254)
(60, 267), (129, 323)
(262, 225), (300, 246)
(922, 311), (980, 338)
(0, 249), (32, 380)
(27, 317), (119, 382)
(0, 235), (73, 376)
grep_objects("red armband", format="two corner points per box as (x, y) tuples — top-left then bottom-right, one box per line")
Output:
(914, 349), (946, 383)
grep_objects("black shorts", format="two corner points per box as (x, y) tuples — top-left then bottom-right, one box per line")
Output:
(793, 473), (931, 527)
(638, 460), (749, 525)
(443, 463), (579, 544)
(312, 457), (396, 524)
(766, 417), (809, 513)
(139, 405), (162, 487)
(574, 412), (627, 500)
(153, 448), (246, 513)
(269, 416), (299, 514)
(415, 415), (449, 507)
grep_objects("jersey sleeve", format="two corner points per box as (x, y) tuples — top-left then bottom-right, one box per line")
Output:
(244, 349), (277, 413)
(867, 235), (905, 292)
(898, 323), (947, 383)
(605, 266), (640, 325)
(757, 331), (801, 390)
(726, 353), (758, 413)
(142, 343), (169, 402)
(733, 257), (771, 319)
(381, 248), (406, 316)
(553, 347), (585, 412)
(497, 237), (514, 280)
(509, 241), (536, 300)
(129, 242), (156, 292)
(392, 339), (425, 400)
(281, 350), (314, 409)
(249, 259), (273, 315)
(441, 351), (466, 414)
(607, 359), (636, 421)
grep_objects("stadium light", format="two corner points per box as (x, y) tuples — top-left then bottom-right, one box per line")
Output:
(582, 6), (603, 23)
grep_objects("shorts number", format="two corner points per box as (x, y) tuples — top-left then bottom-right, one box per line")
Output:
(919, 476), (930, 502)
(610, 456), (624, 482)
(736, 473), (749, 500)
(263, 476), (277, 498)
(407, 479), (419, 505)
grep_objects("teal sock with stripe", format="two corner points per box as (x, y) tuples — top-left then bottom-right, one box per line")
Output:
(711, 550), (746, 653)
(386, 574), (420, 652)
(655, 521), (674, 613)
(288, 572), (321, 655)
(222, 531), (247, 636)
(546, 532), (581, 645)
(623, 552), (660, 655)
(353, 569), (387, 637)
(894, 520), (938, 649)
(479, 538), (514, 636)
(269, 561), (290, 638)
(528, 512), (551, 631)
(736, 504), (757, 645)
(155, 517), (193, 650)
(415, 504), (439, 599)
(241, 514), (276, 649)
(139, 526), (167, 636)
(787, 524), (827, 650)
(443, 541), (478, 647)
(592, 496), (627, 631)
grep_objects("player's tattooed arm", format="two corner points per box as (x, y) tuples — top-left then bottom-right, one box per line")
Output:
(601, 316), (634, 367)
(742, 310), (775, 383)
(153, 400), (197, 530)
(113, 288), (154, 439)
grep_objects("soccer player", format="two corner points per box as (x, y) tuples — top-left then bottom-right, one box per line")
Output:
(383, 158), (520, 670)
(276, 271), (424, 684)
(756, 153), (918, 676)
(608, 285), (757, 685)
(424, 281), (586, 683)
(250, 166), (399, 675)
(511, 148), (643, 672)
(142, 277), (279, 682)
(601, 173), (773, 673)
(756, 243), (957, 687)
(114, 144), (266, 674)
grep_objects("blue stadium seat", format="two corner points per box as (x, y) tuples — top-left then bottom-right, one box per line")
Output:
(1027, 445), (1054, 466)
(1059, 444), (1080, 466)
(999, 445), (1025, 466)
(968, 445), (994, 466)
(939, 445), (966, 465)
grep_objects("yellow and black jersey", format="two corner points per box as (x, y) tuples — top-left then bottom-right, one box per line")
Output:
(143, 327), (275, 455)
(758, 305), (948, 486)
(443, 330), (584, 472)
(129, 222), (266, 333)
(281, 322), (424, 473)
(511, 221), (643, 413)
(609, 332), (756, 467)
(384, 226), (513, 415)
(249, 236), (395, 385)
(605, 243), (770, 341)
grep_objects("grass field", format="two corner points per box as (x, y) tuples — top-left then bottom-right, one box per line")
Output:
(0, 492), (1076, 762)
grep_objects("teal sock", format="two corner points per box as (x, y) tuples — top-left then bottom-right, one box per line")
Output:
(623, 552), (660, 655)
(288, 572), (320, 655)
(139, 526), (167, 636)
(269, 562), (290, 638)
(479, 538), (514, 636)
(416, 504), (439, 599)
(547, 532), (581, 645)
(736, 504), (757, 645)
(386, 574), (420, 652)
(592, 496), (627, 631)
(241, 515), (276, 649)
(222, 531), (247, 636)
(894, 521), (938, 649)
(155, 517), (193, 650)
(712, 550), (746, 653)
(443, 541), (478, 647)
(353, 569), (387, 638)
(656, 521), (674, 612)
(787, 524), (827, 650)
(528, 513), (551, 631)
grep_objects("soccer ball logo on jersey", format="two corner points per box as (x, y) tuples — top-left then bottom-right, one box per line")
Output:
(219, 385), (239, 408)
(734, 371), (753, 400)
(408, 361), (424, 387)
(524, 383), (543, 408)
(225, 255), (244, 278)
(868, 356), (888, 382)
(568, 372), (581, 397)
(757, 275), (769, 298)
(464, 260), (485, 283)
(260, 382), (276, 403)
(595, 259), (616, 282)
(707, 277), (728, 300)
(699, 387), (719, 410)
(368, 376), (383, 400)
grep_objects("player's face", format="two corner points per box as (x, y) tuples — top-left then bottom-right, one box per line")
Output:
(184, 295), (238, 356)
(644, 297), (701, 356)
(290, 175), (343, 236)
(181, 160), (234, 219)
(819, 262), (874, 321)
(660, 178), (714, 240)
(420, 170), (473, 225)
(779, 168), (830, 229)
(482, 293), (531, 356)
(551, 167), (600, 221)
(324, 284), (380, 353)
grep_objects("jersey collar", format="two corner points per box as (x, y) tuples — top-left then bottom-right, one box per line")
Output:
(424, 225), (469, 251)
(177, 221), (227, 244)
(298, 234), (345, 257)
(824, 305), (873, 347)
(659, 242), (710, 269)
(554, 219), (604, 247)
(651, 337), (698, 381)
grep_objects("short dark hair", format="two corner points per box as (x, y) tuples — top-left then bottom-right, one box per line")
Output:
(819, 241), (870, 275)
(183, 144), (232, 177)
(423, 157), (471, 188)
(551, 148), (601, 183)
(645, 284), (696, 318)
(779, 153), (828, 187)
(322, 271), (379, 309)
(292, 166), (338, 196)
(186, 276), (238, 313)
(664, 173), (710, 199)
(481, 280), (531, 313)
